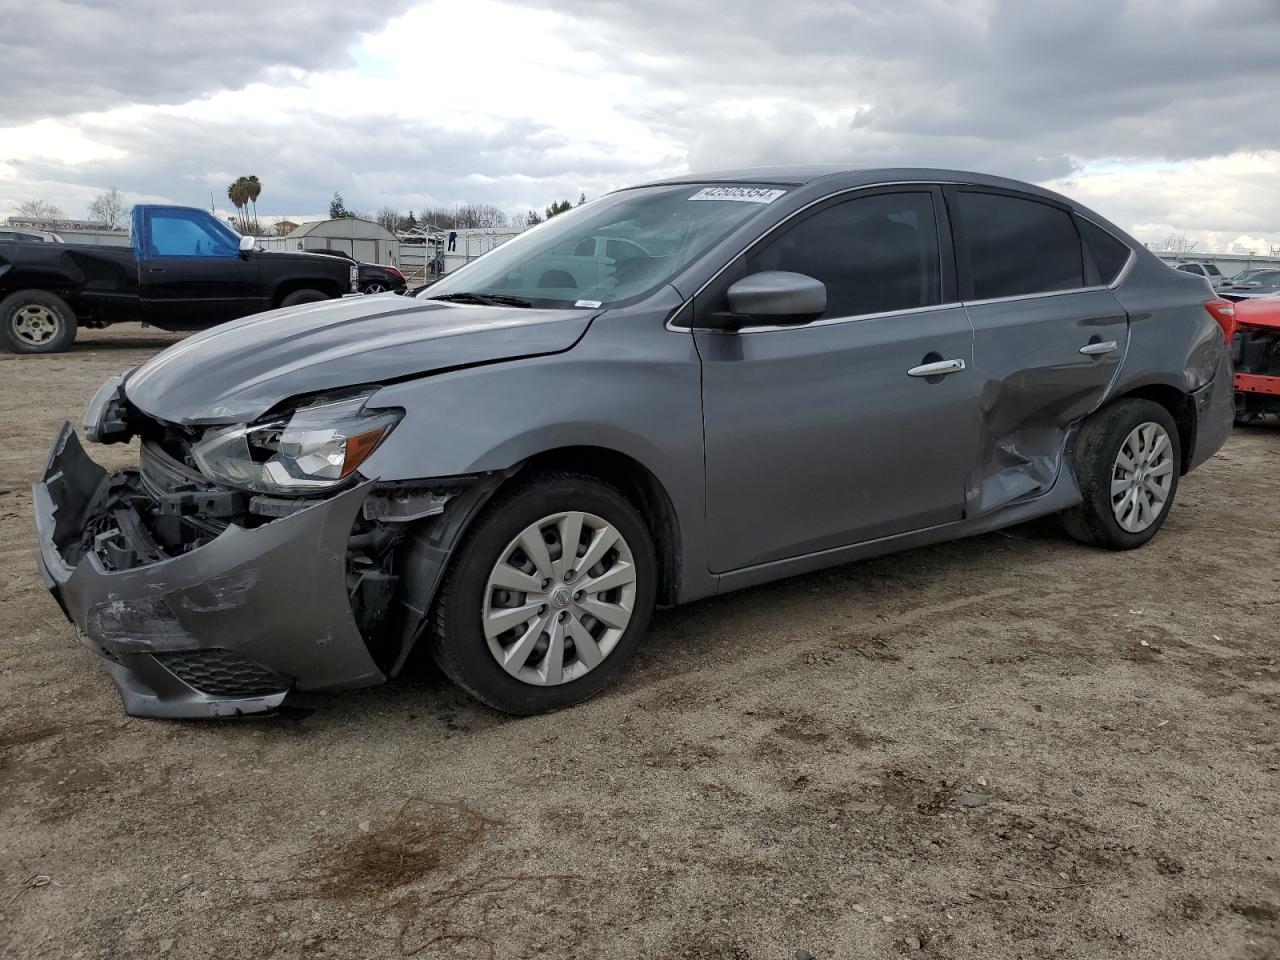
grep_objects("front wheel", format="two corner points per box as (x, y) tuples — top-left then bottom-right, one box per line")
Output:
(431, 474), (656, 714)
(278, 288), (328, 308)
(0, 290), (78, 354)
(1062, 399), (1181, 550)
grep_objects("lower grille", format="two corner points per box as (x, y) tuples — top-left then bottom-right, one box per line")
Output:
(1234, 326), (1280, 376)
(155, 649), (289, 698)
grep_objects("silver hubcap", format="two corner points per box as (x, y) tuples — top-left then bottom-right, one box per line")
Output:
(364, 283), (385, 294)
(482, 511), (636, 686)
(11, 304), (62, 346)
(1111, 422), (1174, 533)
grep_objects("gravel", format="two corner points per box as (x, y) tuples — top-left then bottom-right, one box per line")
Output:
(2, 326), (1278, 960)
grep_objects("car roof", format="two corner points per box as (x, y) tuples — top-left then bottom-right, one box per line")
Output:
(636, 165), (1067, 190)
(629, 166), (1106, 218)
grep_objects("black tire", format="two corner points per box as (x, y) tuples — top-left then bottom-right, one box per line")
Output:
(1234, 403), (1262, 426)
(360, 282), (386, 295)
(431, 473), (657, 714)
(0, 289), (77, 354)
(279, 288), (329, 308)
(1062, 398), (1182, 550)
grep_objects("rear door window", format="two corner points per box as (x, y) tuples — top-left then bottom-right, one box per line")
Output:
(744, 191), (942, 320)
(956, 191), (1085, 300)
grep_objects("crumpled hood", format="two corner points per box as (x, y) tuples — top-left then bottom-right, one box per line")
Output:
(1235, 298), (1280, 329)
(124, 295), (594, 425)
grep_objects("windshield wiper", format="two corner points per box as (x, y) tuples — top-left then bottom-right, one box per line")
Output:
(427, 291), (532, 308)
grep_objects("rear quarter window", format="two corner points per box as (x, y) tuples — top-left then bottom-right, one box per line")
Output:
(1078, 219), (1132, 285)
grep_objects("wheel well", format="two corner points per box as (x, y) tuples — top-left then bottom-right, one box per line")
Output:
(273, 278), (341, 306)
(1108, 384), (1195, 473)
(515, 446), (682, 606)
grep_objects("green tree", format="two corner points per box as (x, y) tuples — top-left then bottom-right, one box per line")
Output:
(545, 199), (573, 219)
(226, 178), (250, 232)
(245, 175), (262, 226)
(329, 192), (350, 219)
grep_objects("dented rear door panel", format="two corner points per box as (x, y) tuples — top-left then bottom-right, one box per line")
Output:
(963, 288), (1128, 514)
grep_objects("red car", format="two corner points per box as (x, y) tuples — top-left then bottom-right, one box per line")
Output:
(1224, 298), (1280, 423)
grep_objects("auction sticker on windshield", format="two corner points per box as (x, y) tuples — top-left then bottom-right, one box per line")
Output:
(688, 186), (787, 203)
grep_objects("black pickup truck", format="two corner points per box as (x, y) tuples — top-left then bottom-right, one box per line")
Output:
(0, 205), (356, 353)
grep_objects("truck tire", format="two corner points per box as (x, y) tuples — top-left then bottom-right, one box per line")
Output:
(279, 289), (329, 308)
(1062, 399), (1181, 550)
(0, 290), (77, 354)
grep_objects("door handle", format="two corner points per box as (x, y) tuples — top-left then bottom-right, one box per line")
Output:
(907, 358), (966, 377)
(148, 266), (166, 273)
(1078, 340), (1117, 356)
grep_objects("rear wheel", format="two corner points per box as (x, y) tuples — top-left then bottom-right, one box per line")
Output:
(431, 473), (656, 714)
(361, 281), (387, 295)
(279, 288), (328, 308)
(1062, 399), (1181, 550)
(0, 290), (77, 354)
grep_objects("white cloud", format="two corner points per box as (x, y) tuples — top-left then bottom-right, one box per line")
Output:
(1048, 152), (1280, 253)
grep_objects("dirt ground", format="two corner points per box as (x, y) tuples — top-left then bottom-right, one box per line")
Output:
(1, 325), (1277, 960)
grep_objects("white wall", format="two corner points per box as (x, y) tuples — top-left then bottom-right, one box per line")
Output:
(1154, 251), (1280, 278)
(257, 235), (400, 265)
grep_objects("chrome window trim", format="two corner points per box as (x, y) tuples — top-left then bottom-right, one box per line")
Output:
(665, 182), (1137, 333)
(692, 301), (961, 336)
(961, 283), (1111, 308)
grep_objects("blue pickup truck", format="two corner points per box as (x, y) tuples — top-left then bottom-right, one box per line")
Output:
(0, 204), (355, 353)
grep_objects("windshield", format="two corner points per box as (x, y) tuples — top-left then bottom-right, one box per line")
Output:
(1250, 272), (1280, 291)
(421, 183), (790, 308)
(1234, 269), (1279, 287)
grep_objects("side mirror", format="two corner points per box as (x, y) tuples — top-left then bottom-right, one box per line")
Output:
(239, 235), (256, 256)
(711, 271), (826, 329)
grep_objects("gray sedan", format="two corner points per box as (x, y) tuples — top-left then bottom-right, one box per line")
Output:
(35, 167), (1234, 718)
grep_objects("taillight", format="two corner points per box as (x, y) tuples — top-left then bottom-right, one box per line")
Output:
(1204, 298), (1236, 341)
(386, 267), (404, 279)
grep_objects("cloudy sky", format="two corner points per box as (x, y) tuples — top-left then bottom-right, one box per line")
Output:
(2, 0), (1279, 252)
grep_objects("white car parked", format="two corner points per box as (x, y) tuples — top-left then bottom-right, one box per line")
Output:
(1172, 261), (1227, 289)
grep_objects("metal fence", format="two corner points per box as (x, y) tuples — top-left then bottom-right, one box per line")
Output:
(397, 228), (524, 285)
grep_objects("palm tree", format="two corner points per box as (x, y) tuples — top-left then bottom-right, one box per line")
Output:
(245, 175), (262, 230)
(226, 178), (248, 232)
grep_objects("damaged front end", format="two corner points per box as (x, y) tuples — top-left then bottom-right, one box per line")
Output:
(1232, 317), (1280, 419)
(34, 404), (480, 719)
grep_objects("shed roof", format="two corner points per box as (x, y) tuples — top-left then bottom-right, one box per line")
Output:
(285, 217), (397, 241)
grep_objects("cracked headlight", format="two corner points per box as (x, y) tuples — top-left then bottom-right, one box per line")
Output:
(192, 391), (401, 494)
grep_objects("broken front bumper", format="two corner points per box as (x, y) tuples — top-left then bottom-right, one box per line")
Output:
(33, 424), (385, 718)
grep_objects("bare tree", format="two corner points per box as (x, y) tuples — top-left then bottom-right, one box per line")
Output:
(1151, 233), (1198, 255)
(416, 204), (510, 230)
(375, 207), (404, 233)
(87, 188), (129, 230)
(16, 199), (64, 222)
